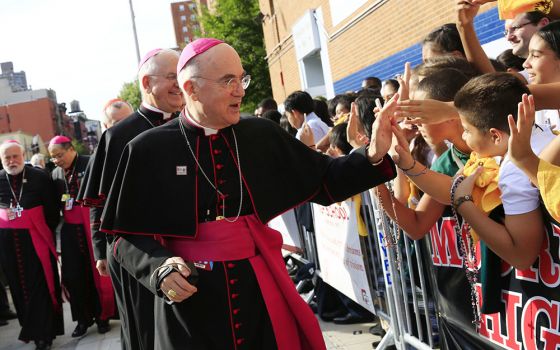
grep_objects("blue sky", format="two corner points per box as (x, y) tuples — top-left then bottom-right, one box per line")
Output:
(0, 0), (179, 120)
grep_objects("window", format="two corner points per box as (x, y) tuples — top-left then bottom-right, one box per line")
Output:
(188, 3), (196, 11)
(182, 26), (188, 33)
(184, 37), (191, 43)
(179, 4), (185, 11)
(181, 15), (186, 22)
(190, 14), (196, 21)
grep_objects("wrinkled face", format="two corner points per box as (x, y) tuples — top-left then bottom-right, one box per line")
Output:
(187, 45), (246, 129)
(49, 145), (76, 170)
(523, 35), (560, 84)
(1, 145), (24, 175)
(144, 52), (185, 113)
(505, 15), (539, 58)
(459, 115), (495, 157)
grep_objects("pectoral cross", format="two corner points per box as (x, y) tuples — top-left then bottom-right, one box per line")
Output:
(13, 204), (23, 218)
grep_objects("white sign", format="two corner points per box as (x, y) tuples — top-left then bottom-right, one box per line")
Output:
(292, 10), (321, 61)
(313, 200), (375, 313)
(268, 209), (303, 252)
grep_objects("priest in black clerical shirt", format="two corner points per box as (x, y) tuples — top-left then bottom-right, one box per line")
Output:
(77, 48), (184, 350)
(100, 39), (398, 350)
(0, 140), (62, 350)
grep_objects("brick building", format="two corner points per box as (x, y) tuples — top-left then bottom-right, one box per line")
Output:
(171, 1), (203, 48)
(258, 0), (507, 104)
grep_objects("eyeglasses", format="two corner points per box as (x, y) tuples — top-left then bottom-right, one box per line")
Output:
(503, 21), (535, 36)
(148, 73), (178, 81)
(192, 75), (251, 91)
(49, 150), (67, 162)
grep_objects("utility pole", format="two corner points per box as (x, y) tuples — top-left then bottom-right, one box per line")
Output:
(128, 0), (141, 64)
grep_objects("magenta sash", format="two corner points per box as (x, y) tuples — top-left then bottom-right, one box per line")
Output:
(64, 205), (115, 320)
(161, 215), (326, 350)
(0, 206), (61, 311)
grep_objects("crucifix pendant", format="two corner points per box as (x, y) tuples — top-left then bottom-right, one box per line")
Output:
(14, 204), (23, 218)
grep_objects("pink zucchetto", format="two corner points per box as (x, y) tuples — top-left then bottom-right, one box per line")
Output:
(2, 140), (20, 145)
(138, 48), (163, 71)
(177, 38), (224, 75)
(49, 136), (72, 146)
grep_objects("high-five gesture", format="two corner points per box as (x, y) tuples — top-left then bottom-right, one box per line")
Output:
(368, 93), (398, 164)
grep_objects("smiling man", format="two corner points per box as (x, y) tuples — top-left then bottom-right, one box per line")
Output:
(77, 48), (184, 350)
(100, 38), (397, 349)
(505, 11), (549, 59)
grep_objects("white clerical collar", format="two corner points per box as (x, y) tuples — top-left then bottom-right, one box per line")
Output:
(184, 110), (218, 136)
(142, 102), (173, 120)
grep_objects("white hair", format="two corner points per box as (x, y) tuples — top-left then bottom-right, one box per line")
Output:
(0, 142), (24, 157)
(178, 55), (204, 94)
(137, 49), (180, 96)
(30, 153), (46, 168)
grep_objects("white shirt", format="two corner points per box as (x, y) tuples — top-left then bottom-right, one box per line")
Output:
(295, 112), (329, 143)
(142, 102), (174, 121)
(499, 124), (556, 215)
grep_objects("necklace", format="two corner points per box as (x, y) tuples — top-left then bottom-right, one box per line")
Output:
(63, 155), (78, 195)
(374, 181), (402, 265)
(450, 175), (481, 328)
(179, 117), (243, 223)
(5, 167), (25, 219)
(137, 109), (156, 128)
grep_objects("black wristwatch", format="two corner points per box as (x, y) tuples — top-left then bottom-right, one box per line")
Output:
(453, 195), (473, 210)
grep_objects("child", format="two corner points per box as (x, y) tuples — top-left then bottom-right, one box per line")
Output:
(452, 73), (555, 270)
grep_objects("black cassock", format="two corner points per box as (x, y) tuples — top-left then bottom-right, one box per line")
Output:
(0, 166), (63, 343)
(100, 115), (397, 350)
(52, 154), (105, 324)
(77, 105), (174, 350)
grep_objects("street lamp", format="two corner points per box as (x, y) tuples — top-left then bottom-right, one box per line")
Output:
(128, 0), (141, 64)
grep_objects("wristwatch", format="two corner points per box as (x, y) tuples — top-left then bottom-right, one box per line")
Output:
(453, 195), (473, 210)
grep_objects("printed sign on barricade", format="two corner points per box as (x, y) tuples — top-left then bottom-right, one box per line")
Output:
(312, 199), (375, 314)
(426, 208), (560, 350)
(268, 209), (303, 253)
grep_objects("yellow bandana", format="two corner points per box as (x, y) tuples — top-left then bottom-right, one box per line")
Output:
(538, 159), (560, 223)
(461, 152), (502, 241)
(498, 0), (553, 20)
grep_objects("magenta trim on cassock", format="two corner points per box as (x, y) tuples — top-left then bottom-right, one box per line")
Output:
(0, 206), (60, 312)
(160, 215), (326, 350)
(64, 206), (115, 320)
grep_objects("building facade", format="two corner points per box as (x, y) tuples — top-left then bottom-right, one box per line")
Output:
(171, 1), (203, 48)
(0, 62), (28, 92)
(258, 0), (506, 104)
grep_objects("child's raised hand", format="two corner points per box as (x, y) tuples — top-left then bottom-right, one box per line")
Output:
(390, 123), (414, 169)
(508, 94), (536, 165)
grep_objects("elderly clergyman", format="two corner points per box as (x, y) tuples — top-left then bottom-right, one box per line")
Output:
(0, 140), (62, 350)
(100, 38), (397, 349)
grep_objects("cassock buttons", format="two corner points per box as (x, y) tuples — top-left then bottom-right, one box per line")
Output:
(236, 338), (245, 345)
(211, 135), (218, 141)
(231, 293), (239, 299)
(216, 164), (224, 170)
(218, 179), (226, 185)
(234, 322), (242, 329)
(213, 149), (222, 155)
(227, 263), (236, 269)
(229, 278), (238, 285)
(233, 308), (241, 315)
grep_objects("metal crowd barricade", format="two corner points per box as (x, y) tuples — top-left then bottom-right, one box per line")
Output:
(360, 188), (438, 350)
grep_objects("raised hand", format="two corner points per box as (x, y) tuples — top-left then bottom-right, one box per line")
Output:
(396, 99), (459, 124)
(368, 94), (399, 164)
(508, 94), (538, 169)
(397, 62), (412, 102)
(299, 121), (316, 148)
(456, 0), (480, 27)
(347, 102), (368, 149)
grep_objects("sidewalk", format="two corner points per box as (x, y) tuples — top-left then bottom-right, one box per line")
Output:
(0, 300), (380, 350)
